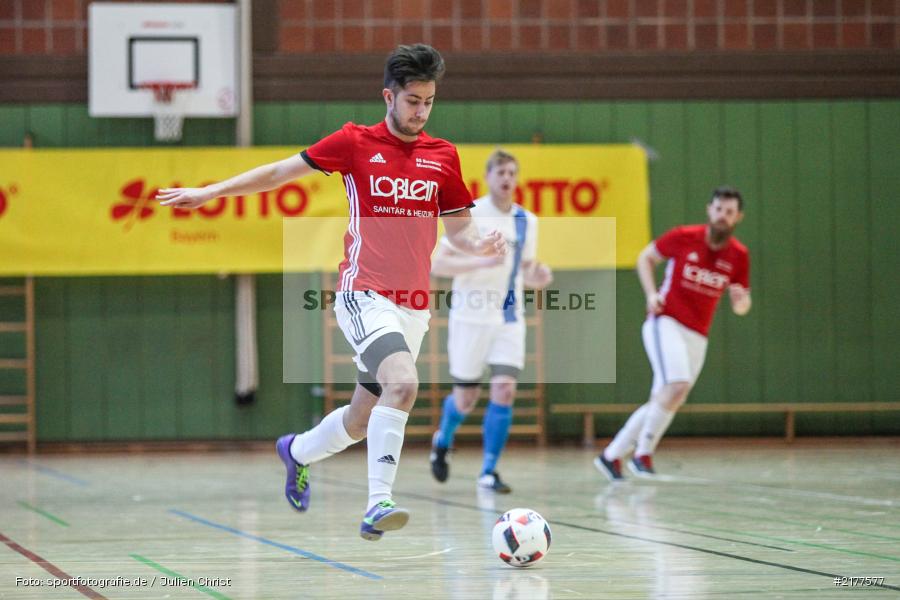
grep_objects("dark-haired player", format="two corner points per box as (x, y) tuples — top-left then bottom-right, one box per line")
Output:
(158, 44), (506, 539)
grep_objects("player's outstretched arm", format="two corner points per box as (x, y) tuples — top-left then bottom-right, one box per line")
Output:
(637, 242), (665, 314)
(431, 243), (504, 278)
(156, 154), (315, 209)
(729, 284), (752, 315)
(441, 209), (507, 257)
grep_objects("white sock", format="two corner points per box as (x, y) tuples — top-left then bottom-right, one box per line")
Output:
(604, 403), (649, 460)
(289, 405), (358, 465)
(635, 403), (676, 456)
(366, 405), (408, 510)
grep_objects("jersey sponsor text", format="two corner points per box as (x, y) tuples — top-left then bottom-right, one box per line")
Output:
(369, 175), (439, 205)
(682, 264), (729, 290)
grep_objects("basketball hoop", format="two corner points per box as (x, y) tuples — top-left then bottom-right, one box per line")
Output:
(138, 82), (195, 142)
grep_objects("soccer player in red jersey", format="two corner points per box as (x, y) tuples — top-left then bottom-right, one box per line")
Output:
(595, 187), (751, 480)
(157, 45), (506, 539)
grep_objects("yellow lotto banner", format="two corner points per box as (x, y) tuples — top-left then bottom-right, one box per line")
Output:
(0, 145), (648, 275)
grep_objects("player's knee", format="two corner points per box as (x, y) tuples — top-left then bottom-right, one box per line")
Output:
(659, 382), (691, 410)
(670, 381), (691, 398)
(381, 381), (419, 411)
(455, 387), (480, 413)
(491, 381), (516, 406)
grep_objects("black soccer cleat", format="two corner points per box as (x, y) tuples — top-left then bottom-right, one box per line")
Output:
(628, 454), (656, 477)
(594, 453), (625, 482)
(430, 432), (450, 483)
(477, 471), (512, 494)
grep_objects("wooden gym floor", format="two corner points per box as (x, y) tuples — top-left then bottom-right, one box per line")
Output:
(1, 439), (899, 599)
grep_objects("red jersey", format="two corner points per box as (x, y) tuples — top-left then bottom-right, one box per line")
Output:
(302, 121), (473, 308)
(654, 225), (750, 336)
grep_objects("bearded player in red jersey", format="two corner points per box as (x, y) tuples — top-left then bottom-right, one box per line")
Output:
(157, 45), (506, 540)
(595, 187), (751, 481)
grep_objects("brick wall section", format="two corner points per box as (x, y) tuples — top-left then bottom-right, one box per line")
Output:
(0, 0), (226, 55)
(1, 0), (897, 55)
(279, 0), (899, 52)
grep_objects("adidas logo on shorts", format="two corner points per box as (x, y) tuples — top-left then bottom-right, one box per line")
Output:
(369, 153), (386, 164)
(377, 454), (397, 465)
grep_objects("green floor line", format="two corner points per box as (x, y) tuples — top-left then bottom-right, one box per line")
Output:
(582, 491), (900, 563)
(662, 492), (900, 544)
(16, 501), (69, 527)
(732, 500), (900, 534)
(547, 481), (900, 564)
(676, 520), (900, 563)
(588, 507), (900, 564)
(129, 553), (232, 600)
(639, 500), (900, 563)
(665, 493), (900, 543)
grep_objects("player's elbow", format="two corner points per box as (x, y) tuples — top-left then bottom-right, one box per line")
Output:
(635, 256), (654, 277)
(443, 232), (469, 255)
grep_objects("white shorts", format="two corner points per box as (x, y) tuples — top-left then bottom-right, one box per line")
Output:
(447, 316), (526, 382)
(642, 315), (708, 395)
(334, 291), (430, 375)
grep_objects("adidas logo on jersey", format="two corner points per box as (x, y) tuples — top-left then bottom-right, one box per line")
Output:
(369, 153), (386, 164)
(687, 252), (699, 262)
(377, 454), (397, 465)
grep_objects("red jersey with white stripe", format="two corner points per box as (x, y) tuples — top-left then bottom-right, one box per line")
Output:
(302, 121), (473, 308)
(654, 225), (750, 336)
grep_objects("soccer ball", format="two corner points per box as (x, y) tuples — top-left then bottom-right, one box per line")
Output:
(491, 508), (551, 567)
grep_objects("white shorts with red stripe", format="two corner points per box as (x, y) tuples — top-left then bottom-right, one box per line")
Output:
(641, 315), (708, 395)
(334, 291), (430, 375)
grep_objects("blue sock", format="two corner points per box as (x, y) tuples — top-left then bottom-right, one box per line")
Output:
(481, 402), (512, 475)
(436, 395), (466, 449)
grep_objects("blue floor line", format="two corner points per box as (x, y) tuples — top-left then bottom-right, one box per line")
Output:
(168, 509), (383, 581)
(19, 460), (90, 487)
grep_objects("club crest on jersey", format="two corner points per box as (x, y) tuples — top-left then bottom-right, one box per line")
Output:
(370, 175), (438, 205)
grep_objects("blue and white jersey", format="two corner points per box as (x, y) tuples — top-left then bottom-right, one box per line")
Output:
(442, 195), (538, 325)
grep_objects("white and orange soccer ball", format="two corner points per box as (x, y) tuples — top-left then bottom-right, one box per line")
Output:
(491, 508), (551, 567)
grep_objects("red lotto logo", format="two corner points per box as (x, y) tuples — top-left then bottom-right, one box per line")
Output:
(0, 185), (16, 218)
(111, 179), (156, 231)
(111, 177), (312, 231)
(111, 179), (156, 221)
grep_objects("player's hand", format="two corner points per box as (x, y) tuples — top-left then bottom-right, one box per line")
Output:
(646, 292), (665, 315)
(476, 230), (508, 257)
(157, 187), (214, 209)
(528, 262), (553, 288)
(729, 284), (751, 315)
(728, 284), (748, 303)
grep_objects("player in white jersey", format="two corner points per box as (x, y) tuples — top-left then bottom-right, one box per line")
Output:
(429, 149), (553, 493)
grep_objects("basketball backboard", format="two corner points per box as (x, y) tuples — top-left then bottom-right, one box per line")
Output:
(89, 3), (239, 118)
